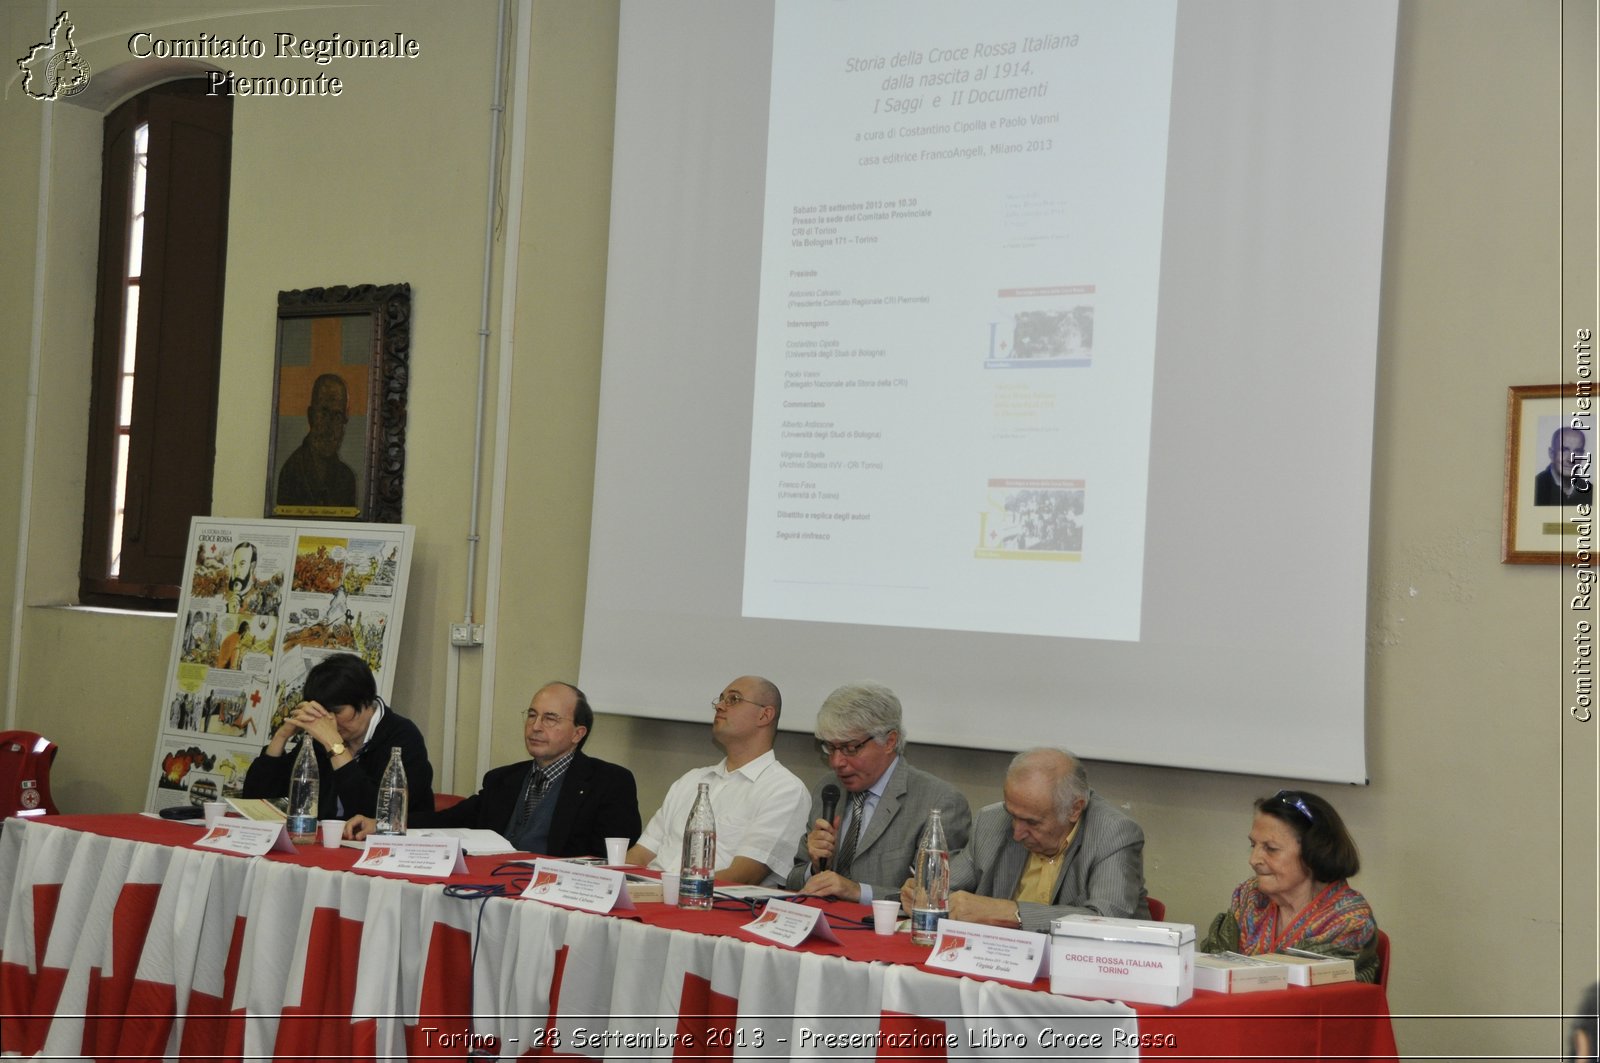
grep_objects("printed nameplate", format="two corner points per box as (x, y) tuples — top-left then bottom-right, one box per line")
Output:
(740, 898), (842, 949)
(521, 859), (634, 913)
(353, 835), (468, 877)
(193, 819), (295, 857)
(927, 919), (1050, 982)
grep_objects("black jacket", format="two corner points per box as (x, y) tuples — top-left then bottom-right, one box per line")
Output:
(415, 749), (640, 858)
(241, 706), (435, 820)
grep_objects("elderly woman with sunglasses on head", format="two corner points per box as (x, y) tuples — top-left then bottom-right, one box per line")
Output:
(1199, 790), (1380, 983)
(242, 653), (434, 821)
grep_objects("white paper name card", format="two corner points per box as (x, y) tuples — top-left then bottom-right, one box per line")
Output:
(353, 836), (468, 878)
(193, 820), (296, 857)
(520, 859), (635, 913)
(740, 899), (842, 949)
(927, 919), (1050, 982)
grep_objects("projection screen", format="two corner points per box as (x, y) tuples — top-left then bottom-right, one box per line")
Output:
(581, 0), (1397, 783)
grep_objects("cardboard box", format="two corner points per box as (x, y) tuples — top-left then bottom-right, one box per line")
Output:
(1049, 915), (1195, 1006)
(1258, 951), (1356, 986)
(1193, 952), (1290, 993)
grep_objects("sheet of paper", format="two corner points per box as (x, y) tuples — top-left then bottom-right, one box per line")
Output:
(927, 919), (1049, 982)
(407, 827), (518, 855)
(226, 797), (287, 822)
(717, 884), (795, 900)
(353, 835), (469, 877)
(740, 899), (841, 949)
(521, 859), (635, 914)
(192, 819), (292, 857)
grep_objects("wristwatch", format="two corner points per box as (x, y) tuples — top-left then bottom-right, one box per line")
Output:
(329, 741), (347, 757)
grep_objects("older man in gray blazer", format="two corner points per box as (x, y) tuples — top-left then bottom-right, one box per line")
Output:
(788, 682), (971, 904)
(904, 747), (1148, 933)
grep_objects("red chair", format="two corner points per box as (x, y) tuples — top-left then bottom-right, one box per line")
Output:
(432, 792), (465, 812)
(1146, 896), (1167, 921)
(0, 731), (60, 817)
(1375, 929), (1391, 987)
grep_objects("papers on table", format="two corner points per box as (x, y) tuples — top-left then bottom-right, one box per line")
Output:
(716, 884), (794, 900)
(406, 827), (518, 855)
(225, 797), (287, 822)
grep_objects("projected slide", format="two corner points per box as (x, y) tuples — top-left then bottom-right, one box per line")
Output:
(592, 0), (1392, 780)
(743, 0), (1176, 640)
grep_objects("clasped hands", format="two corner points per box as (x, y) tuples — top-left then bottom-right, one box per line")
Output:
(272, 700), (344, 754)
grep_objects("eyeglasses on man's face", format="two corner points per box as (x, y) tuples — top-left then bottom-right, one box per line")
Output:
(817, 735), (877, 759)
(712, 690), (770, 710)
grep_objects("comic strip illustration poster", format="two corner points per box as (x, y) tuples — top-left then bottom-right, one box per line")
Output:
(145, 519), (415, 812)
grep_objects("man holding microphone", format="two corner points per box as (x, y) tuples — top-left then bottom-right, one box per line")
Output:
(786, 682), (970, 903)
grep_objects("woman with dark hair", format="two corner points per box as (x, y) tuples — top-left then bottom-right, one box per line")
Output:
(1199, 790), (1380, 983)
(241, 653), (434, 820)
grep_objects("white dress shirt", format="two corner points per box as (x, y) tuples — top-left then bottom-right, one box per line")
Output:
(636, 749), (810, 886)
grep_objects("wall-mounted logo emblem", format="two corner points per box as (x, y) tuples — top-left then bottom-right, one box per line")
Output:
(17, 12), (92, 101)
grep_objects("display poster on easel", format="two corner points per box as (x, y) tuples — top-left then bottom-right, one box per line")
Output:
(143, 518), (415, 813)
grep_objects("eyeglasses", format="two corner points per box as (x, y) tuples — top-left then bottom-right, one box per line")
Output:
(1271, 790), (1315, 822)
(818, 735), (878, 758)
(712, 691), (770, 710)
(525, 710), (570, 727)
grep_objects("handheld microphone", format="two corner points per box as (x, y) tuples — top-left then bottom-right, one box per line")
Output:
(817, 784), (841, 871)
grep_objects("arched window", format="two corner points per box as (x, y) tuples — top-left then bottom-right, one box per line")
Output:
(80, 80), (231, 605)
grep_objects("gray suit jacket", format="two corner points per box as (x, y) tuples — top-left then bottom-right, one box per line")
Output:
(949, 791), (1149, 932)
(785, 758), (972, 899)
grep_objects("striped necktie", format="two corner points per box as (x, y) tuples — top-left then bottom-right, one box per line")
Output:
(835, 792), (867, 877)
(513, 766), (548, 833)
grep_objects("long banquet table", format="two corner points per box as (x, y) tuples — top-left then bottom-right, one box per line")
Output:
(0, 816), (1398, 1060)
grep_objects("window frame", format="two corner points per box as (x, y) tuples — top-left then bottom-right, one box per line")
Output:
(80, 80), (232, 607)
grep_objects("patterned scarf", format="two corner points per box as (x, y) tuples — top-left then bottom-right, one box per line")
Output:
(1233, 878), (1374, 954)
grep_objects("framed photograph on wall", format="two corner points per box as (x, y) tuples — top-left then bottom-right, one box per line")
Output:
(265, 283), (411, 523)
(1503, 384), (1594, 563)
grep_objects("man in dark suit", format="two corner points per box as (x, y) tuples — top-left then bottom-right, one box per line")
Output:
(348, 681), (640, 857)
(903, 747), (1149, 932)
(788, 682), (970, 904)
(1534, 426), (1593, 505)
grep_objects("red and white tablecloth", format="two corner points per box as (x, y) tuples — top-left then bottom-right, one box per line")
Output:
(0, 816), (1137, 1060)
(0, 815), (1397, 1061)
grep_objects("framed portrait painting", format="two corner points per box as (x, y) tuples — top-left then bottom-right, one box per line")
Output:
(1503, 384), (1594, 564)
(265, 284), (410, 524)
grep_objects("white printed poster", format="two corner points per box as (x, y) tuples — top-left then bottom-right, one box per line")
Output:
(144, 518), (415, 813)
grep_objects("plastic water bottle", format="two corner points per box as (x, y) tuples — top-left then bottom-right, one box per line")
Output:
(373, 746), (408, 835)
(678, 781), (716, 909)
(286, 739), (319, 843)
(910, 808), (949, 945)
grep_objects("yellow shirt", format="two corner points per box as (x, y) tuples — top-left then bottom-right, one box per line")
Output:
(1014, 820), (1080, 907)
